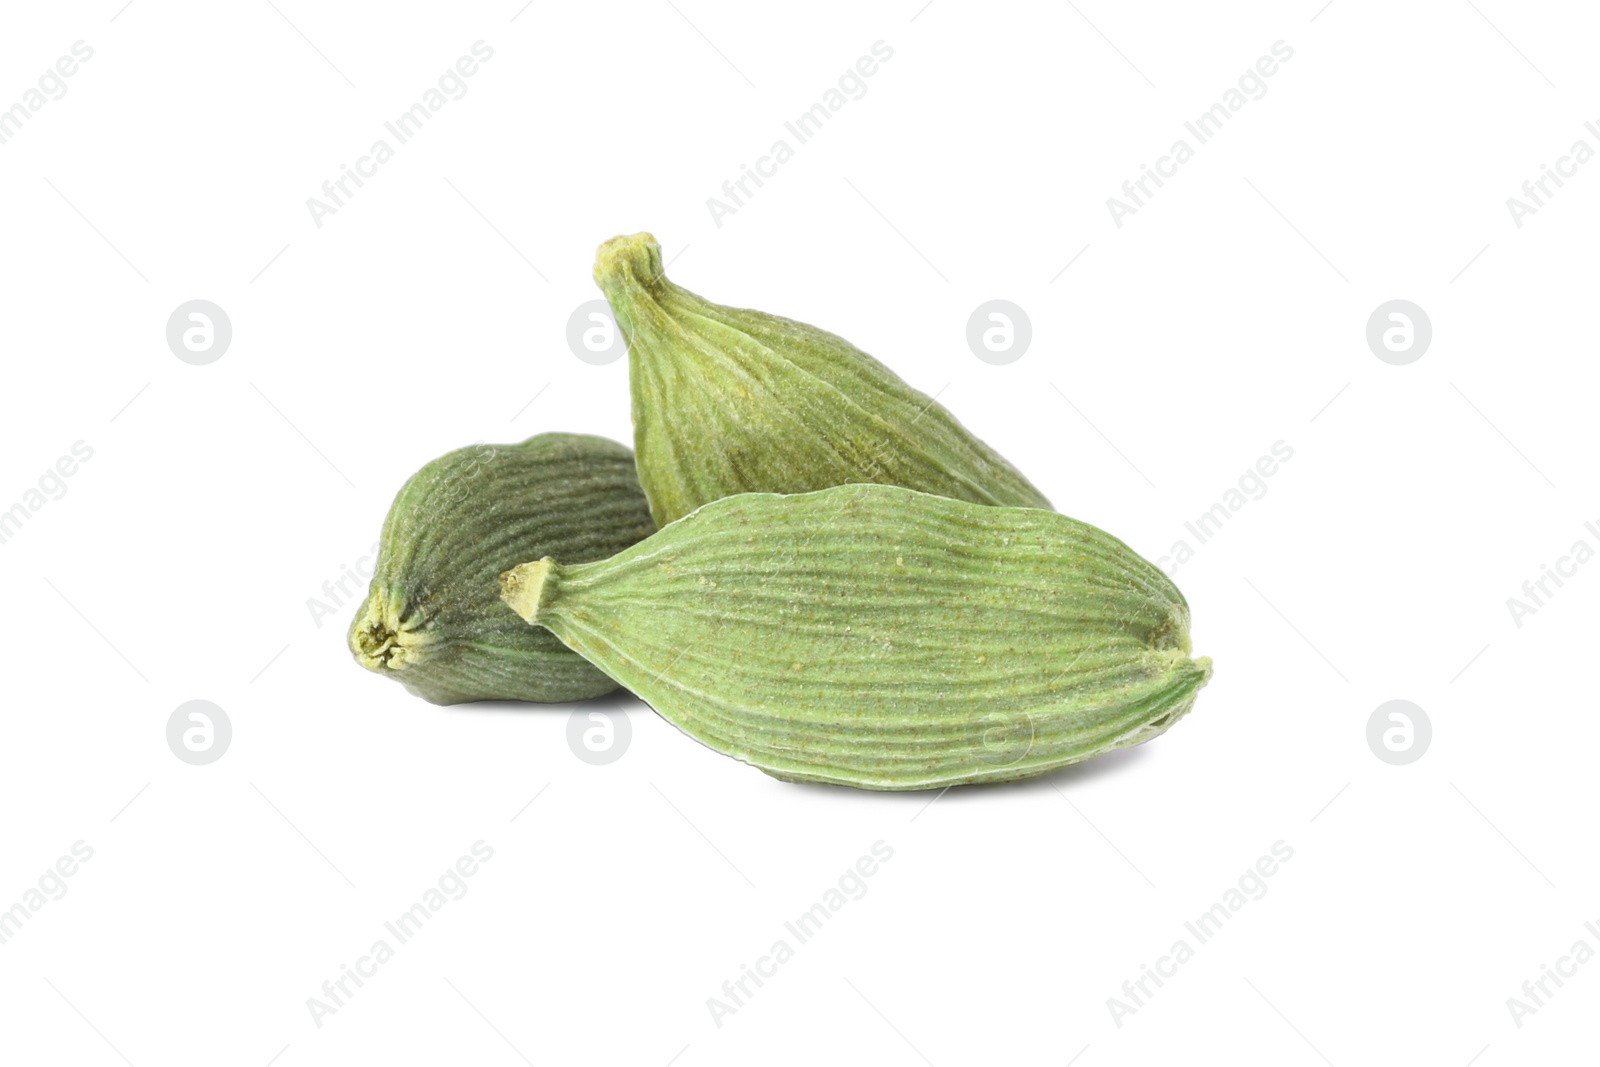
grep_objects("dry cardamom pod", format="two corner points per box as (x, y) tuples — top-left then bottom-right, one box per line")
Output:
(500, 483), (1210, 789)
(350, 433), (655, 705)
(594, 232), (1052, 526)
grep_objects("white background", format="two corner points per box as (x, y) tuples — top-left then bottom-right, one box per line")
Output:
(0, 1), (1594, 1063)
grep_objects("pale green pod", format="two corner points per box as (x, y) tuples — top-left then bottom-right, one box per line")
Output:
(500, 484), (1211, 789)
(349, 433), (655, 705)
(594, 232), (1053, 527)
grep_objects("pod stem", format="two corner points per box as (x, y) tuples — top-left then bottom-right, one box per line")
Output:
(593, 232), (666, 293)
(594, 231), (691, 353)
(499, 558), (561, 624)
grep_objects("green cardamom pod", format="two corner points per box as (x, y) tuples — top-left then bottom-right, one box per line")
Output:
(594, 233), (1053, 526)
(499, 484), (1210, 789)
(350, 433), (655, 705)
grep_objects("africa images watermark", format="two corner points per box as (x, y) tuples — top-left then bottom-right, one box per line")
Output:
(706, 40), (894, 228)
(305, 840), (494, 1028)
(1106, 840), (1294, 1027)
(0, 41), (94, 148)
(1156, 440), (1293, 575)
(307, 443), (496, 627)
(0, 441), (95, 548)
(306, 540), (379, 629)
(0, 841), (94, 948)
(1106, 40), (1294, 228)
(305, 41), (495, 229)
(1505, 120), (1600, 229)
(706, 840), (894, 1028)
(1504, 918), (1600, 1029)
(1504, 520), (1600, 629)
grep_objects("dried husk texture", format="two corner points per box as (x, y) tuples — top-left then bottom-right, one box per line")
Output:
(350, 433), (655, 705)
(594, 232), (1053, 527)
(501, 483), (1210, 789)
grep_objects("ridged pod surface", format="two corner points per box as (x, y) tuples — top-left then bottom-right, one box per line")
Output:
(500, 484), (1211, 789)
(593, 232), (1053, 527)
(349, 433), (656, 705)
